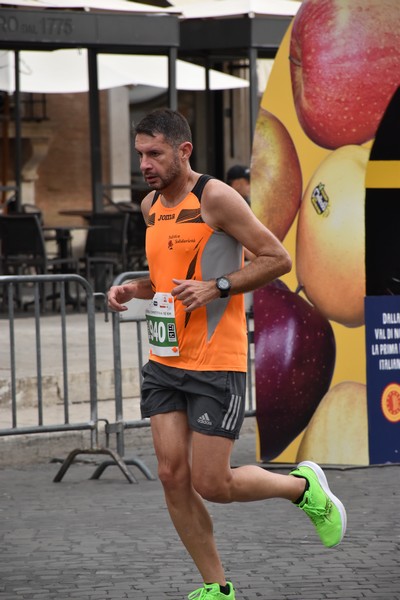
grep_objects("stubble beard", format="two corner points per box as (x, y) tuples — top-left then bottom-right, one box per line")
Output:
(146, 151), (181, 191)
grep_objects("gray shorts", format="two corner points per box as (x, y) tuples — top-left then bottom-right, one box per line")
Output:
(141, 360), (246, 439)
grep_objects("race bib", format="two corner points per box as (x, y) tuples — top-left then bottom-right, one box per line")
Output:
(145, 292), (179, 357)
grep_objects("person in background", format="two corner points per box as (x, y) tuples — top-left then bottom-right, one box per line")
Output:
(227, 165), (253, 261)
(108, 109), (347, 600)
(226, 164), (251, 205)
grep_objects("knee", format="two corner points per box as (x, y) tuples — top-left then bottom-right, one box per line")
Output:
(192, 472), (232, 503)
(158, 462), (190, 493)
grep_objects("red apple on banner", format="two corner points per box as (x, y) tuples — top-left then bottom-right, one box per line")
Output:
(289, 0), (400, 149)
(251, 108), (302, 241)
(254, 281), (336, 461)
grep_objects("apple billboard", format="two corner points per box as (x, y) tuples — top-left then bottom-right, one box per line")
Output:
(252, 0), (400, 466)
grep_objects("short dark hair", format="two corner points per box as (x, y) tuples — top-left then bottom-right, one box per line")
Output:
(134, 109), (192, 148)
(226, 165), (250, 183)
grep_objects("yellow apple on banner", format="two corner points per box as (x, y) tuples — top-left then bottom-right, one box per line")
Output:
(296, 145), (369, 328)
(296, 381), (368, 465)
(251, 108), (302, 241)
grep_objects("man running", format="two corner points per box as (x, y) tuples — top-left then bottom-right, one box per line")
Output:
(108, 109), (347, 600)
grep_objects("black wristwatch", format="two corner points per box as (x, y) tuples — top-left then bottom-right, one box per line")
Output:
(216, 276), (231, 298)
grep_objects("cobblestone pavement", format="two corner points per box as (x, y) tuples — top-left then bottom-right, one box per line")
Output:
(0, 429), (399, 600)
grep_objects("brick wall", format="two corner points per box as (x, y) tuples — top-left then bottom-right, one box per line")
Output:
(35, 91), (110, 226)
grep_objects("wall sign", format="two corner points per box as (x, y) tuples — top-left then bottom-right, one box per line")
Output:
(365, 296), (400, 463)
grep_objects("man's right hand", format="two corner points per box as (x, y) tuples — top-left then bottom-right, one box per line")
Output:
(107, 284), (137, 312)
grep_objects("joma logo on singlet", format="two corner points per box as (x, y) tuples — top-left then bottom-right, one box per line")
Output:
(158, 214), (175, 221)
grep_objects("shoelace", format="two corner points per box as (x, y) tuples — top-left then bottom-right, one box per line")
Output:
(303, 497), (332, 525)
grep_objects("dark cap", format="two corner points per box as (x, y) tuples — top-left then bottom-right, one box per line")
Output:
(226, 165), (250, 183)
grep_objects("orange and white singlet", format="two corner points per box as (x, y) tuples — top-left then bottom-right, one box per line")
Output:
(145, 175), (248, 372)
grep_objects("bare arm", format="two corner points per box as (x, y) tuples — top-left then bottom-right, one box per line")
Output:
(172, 179), (292, 312)
(108, 277), (153, 312)
(204, 180), (292, 292)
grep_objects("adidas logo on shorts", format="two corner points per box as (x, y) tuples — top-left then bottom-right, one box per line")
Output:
(197, 412), (212, 426)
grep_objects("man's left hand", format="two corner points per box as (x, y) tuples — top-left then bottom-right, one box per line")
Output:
(171, 278), (220, 312)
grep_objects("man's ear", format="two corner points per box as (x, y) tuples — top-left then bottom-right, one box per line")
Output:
(180, 141), (193, 161)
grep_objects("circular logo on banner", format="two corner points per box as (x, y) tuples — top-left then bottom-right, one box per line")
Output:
(381, 384), (400, 423)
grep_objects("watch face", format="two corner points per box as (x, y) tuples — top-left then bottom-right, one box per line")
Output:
(218, 277), (230, 290)
(216, 277), (231, 298)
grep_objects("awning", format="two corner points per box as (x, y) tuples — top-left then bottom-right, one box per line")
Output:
(0, 49), (249, 93)
(167, 0), (300, 19)
(0, 0), (180, 13)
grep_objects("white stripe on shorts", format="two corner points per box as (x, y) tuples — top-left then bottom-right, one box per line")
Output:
(222, 394), (242, 431)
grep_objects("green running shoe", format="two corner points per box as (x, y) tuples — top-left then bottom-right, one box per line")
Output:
(290, 460), (347, 548)
(188, 582), (235, 599)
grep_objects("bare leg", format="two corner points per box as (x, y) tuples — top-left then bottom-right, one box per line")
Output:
(191, 433), (306, 504)
(150, 412), (306, 585)
(150, 411), (227, 585)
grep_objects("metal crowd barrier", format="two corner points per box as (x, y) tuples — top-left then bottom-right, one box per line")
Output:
(0, 273), (146, 484)
(0, 272), (255, 484)
(96, 271), (255, 479)
(89, 271), (156, 482)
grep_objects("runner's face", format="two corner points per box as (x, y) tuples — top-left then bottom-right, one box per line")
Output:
(135, 133), (181, 191)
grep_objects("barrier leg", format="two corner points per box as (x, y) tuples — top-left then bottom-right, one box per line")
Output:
(91, 456), (156, 481)
(53, 447), (139, 484)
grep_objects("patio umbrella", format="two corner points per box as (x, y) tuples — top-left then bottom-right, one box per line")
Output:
(0, 49), (249, 94)
(167, 0), (300, 19)
(0, 0), (178, 12)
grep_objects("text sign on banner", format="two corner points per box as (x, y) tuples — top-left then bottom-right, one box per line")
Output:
(365, 296), (400, 464)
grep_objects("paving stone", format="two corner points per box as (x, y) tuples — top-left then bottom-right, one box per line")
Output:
(0, 442), (399, 599)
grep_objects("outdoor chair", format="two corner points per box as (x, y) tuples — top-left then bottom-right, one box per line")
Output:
(80, 212), (130, 293)
(126, 211), (147, 271)
(104, 200), (147, 271)
(0, 213), (79, 311)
